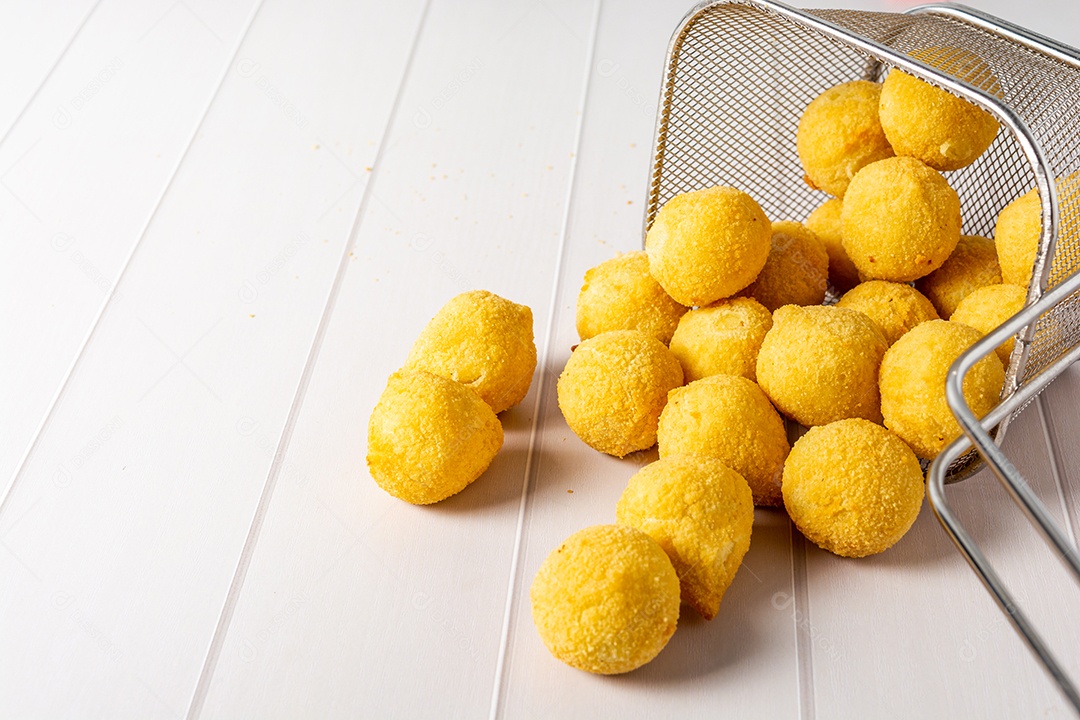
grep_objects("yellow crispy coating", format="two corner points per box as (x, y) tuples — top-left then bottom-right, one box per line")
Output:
(916, 235), (1002, 318)
(995, 188), (1042, 289)
(645, 186), (771, 306)
(616, 455), (753, 620)
(879, 51), (999, 171)
(530, 524), (680, 674)
(405, 290), (536, 414)
(836, 280), (939, 346)
(796, 80), (895, 198)
(557, 330), (683, 457)
(668, 297), (772, 383)
(880, 320), (1004, 459)
(842, 156), (961, 282)
(756, 305), (888, 426)
(366, 370), (503, 505)
(805, 198), (860, 292)
(782, 418), (924, 558)
(576, 251), (688, 344)
(741, 221), (829, 311)
(657, 375), (789, 507)
(950, 283), (1026, 364)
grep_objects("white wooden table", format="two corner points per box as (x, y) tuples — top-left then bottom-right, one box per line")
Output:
(3, 1), (1080, 717)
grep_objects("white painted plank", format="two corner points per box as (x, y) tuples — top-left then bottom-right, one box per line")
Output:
(1039, 364), (1080, 551)
(0, 0), (98, 142)
(0, 0), (258, 487)
(804, 405), (1080, 719)
(494, 3), (802, 717)
(197, 1), (600, 717)
(0, 0), (426, 717)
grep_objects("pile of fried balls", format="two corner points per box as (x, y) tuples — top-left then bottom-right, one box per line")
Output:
(368, 59), (1058, 677)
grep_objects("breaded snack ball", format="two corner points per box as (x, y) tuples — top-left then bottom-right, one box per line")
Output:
(916, 235), (1002, 317)
(806, 198), (860, 291)
(645, 186), (771, 306)
(557, 330), (683, 457)
(530, 524), (680, 674)
(757, 305), (888, 426)
(405, 290), (536, 414)
(576, 251), (688, 344)
(616, 455), (753, 619)
(782, 419), (924, 558)
(995, 187), (1041, 289)
(657, 375), (789, 506)
(880, 320), (1004, 459)
(796, 80), (895, 197)
(668, 297), (772, 383)
(842, 156), (961, 282)
(836, 280), (939, 346)
(879, 50), (999, 171)
(367, 370), (503, 505)
(950, 283), (1026, 364)
(741, 221), (829, 311)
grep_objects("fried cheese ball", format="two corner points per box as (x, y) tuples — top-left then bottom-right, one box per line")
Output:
(616, 455), (753, 620)
(950, 283), (1027, 365)
(879, 49), (999, 171)
(741, 221), (829, 311)
(836, 280), (939, 346)
(656, 375), (789, 507)
(645, 186), (771, 306)
(530, 524), (680, 674)
(668, 297), (772, 383)
(576, 251), (688, 344)
(805, 198), (860, 291)
(367, 370), (503, 505)
(796, 80), (895, 197)
(557, 330), (683, 457)
(757, 305), (888, 426)
(880, 320), (1004, 459)
(405, 290), (536, 414)
(993, 173), (1080, 289)
(782, 419), (924, 558)
(842, 156), (961, 282)
(916, 235), (1002, 318)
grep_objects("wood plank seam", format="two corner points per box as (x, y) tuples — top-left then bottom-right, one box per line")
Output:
(0, 0), (104, 150)
(487, 2), (603, 717)
(0, 0), (264, 529)
(789, 525), (817, 720)
(1036, 394), (1079, 546)
(181, 2), (436, 717)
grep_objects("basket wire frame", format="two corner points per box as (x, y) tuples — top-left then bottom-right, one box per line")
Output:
(644, 0), (1080, 712)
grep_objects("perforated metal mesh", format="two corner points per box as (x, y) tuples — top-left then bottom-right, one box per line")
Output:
(645, 1), (1080, 480)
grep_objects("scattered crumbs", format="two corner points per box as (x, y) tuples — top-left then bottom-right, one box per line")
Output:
(313, 144), (320, 150)
(569, 152), (576, 158)
(546, 165), (553, 171)
(294, 275), (299, 279)
(249, 314), (255, 318)
(522, 193), (529, 198)
(429, 176), (436, 181)
(627, 200), (633, 205)
(442, 174), (448, 180)
(629, 142), (636, 148)
(567, 489), (574, 494)
(349, 251), (355, 257)
(431, 163), (437, 168)
(364, 166), (372, 172)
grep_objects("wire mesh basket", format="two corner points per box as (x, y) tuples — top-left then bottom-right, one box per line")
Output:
(643, 0), (1080, 711)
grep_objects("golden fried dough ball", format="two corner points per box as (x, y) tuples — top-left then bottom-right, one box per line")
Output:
(782, 418), (924, 558)
(836, 280), (939, 346)
(367, 370), (503, 505)
(880, 320), (1004, 459)
(950, 283), (1027, 364)
(656, 375), (789, 506)
(879, 50), (999, 171)
(796, 80), (895, 197)
(757, 305), (888, 426)
(616, 455), (753, 619)
(645, 186), (771, 306)
(576, 251), (688, 344)
(405, 290), (536, 414)
(530, 524), (680, 674)
(995, 187), (1041, 289)
(916, 235), (1002, 317)
(741, 221), (829, 311)
(805, 198), (860, 291)
(842, 156), (961, 282)
(557, 330), (683, 457)
(668, 297), (772, 383)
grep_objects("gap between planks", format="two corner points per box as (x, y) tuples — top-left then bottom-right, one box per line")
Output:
(182, 1), (435, 717)
(486, 2), (603, 718)
(0, 0), (264, 529)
